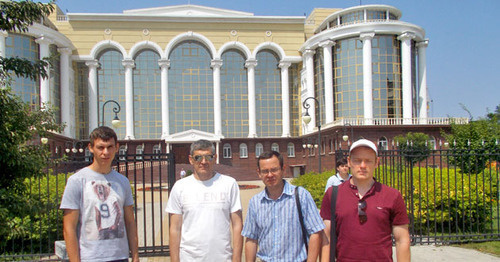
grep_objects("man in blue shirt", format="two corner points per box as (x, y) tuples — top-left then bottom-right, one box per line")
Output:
(242, 151), (325, 262)
(324, 158), (351, 192)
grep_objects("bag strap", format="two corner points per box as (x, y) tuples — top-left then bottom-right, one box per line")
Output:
(295, 186), (309, 251)
(330, 186), (338, 262)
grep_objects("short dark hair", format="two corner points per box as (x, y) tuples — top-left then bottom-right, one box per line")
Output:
(257, 151), (283, 170)
(89, 126), (117, 146)
(336, 158), (348, 168)
(190, 139), (216, 155)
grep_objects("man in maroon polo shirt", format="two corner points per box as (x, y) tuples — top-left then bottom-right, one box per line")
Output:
(320, 139), (410, 262)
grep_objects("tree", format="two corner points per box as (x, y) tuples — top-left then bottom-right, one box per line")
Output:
(0, 0), (62, 250)
(394, 132), (432, 165)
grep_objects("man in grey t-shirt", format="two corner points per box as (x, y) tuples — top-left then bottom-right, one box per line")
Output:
(60, 126), (139, 261)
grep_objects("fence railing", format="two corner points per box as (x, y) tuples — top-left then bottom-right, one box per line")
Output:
(0, 152), (175, 261)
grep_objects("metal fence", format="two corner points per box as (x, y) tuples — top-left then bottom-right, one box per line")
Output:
(0, 152), (176, 261)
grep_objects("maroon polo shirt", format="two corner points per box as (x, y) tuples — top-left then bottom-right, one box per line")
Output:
(320, 180), (409, 261)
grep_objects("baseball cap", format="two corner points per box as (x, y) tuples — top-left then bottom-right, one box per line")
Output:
(349, 139), (378, 156)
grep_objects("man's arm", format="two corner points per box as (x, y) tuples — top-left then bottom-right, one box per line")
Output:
(244, 238), (258, 262)
(169, 213), (183, 262)
(231, 210), (243, 262)
(307, 231), (322, 262)
(320, 220), (331, 262)
(63, 209), (80, 262)
(393, 224), (411, 262)
(123, 205), (139, 262)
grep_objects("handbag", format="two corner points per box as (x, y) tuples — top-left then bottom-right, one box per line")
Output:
(295, 186), (309, 251)
(330, 186), (338, 262)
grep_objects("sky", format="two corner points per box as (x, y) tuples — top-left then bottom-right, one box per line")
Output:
(51, 0), (500, 119)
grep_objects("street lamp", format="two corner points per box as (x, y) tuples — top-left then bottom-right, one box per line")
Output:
(65, 141), (84, 154)
(101, 100), (121, 128)
(302, 97), (321, 172)
(342, 123), (354, 146)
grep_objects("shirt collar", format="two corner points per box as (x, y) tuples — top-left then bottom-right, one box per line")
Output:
(263, 179), (294, 201)
(336, 173), (351, 182)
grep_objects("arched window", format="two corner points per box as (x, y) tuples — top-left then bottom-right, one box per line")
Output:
(119, 145), (127, 161)
(271, 143), (279, 152)
(287, 143), (295, 157)
(429, 136), (436, 150)
(153, 144), (161, 159)
(221, 49), (248, 138)
(239, 143), (248, 158)
(255, 50), (281, 137)
(223, 143), (232, 158)
(169, 41), (214, 134)
(255, 143), (264, 157)
(85, 148), (91, 162)
(378, 137), (388, 150)
(134, 50), (161, 139)
(136, 145), (144, 160)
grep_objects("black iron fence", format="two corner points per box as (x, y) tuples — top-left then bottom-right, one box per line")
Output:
(0, 152), (175, 261)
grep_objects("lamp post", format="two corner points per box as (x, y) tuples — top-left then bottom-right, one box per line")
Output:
(65, 141), (84, 154)
(302, 97), (321, 173)
(101, 100), (121, 128)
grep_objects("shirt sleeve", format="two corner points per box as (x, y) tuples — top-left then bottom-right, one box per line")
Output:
(165, 183), (182, 214)
(391, 191), (410, 226)
(60, 175), (81, 210)
(230, 179), (242, 213)
(122, 177), (134, 207)
(300, 187), (326, 234)
(320, 186), (332, 220)
(241, 197), (258, 239)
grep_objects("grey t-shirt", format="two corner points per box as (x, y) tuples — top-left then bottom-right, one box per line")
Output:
(60, 167), (134, 261)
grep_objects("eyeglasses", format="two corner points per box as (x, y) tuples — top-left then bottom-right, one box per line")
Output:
(259, 167), (281, 175)
(358, 200), (367, 224)
(192, 154), (215, 162)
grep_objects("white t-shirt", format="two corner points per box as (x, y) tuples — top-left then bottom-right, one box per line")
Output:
(166, 173), (242, 262)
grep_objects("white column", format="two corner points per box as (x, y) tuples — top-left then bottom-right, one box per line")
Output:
(86, 60), (100, 132)
(35, 36), (53, 108)
(58, 47), (72, 138)
(279, 61), (291, 137)
(211, 59), (223, 136)
(361, 32), (375, 125)
(245, 59), (258, 138)
(319, 40), (335, 124)
(398, 32), (415, 124)
(122, 59), (135, 140)
(417, 40), (429, 124)
(159, 59), (170, 139)
(1, 31), (8, 88)
(303, 49), (316, 131)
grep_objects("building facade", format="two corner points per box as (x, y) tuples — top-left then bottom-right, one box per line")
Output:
(1, 4), (468, 173)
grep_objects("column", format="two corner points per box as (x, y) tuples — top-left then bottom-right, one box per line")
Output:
(303, 49), (316, 131)
(211, 59), (223, 136)
(35, 36), (53, 108)
(122, 59), (135, 140)
(159, 59), (170, 139)
(398, 32), (415, 124)
(1, 31), (8, 88)
(58, 47), (72, 138)
(417, 40), (429, 123)
(319, 40), (335, 124)
(245, 59), (258, 138)
(361, 32), (375, 125)
(279, 61), (291, 137)
(86, 60), (100, 132)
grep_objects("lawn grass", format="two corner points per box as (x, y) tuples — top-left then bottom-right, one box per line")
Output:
(455, 241), (500, 257)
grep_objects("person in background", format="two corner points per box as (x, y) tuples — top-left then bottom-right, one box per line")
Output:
(324, 158), (350, 192)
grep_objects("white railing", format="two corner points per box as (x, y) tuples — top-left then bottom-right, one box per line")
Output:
(56, 15), (68, 22)
(326, 117), (469, 127)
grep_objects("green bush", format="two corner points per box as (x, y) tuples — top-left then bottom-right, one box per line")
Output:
(0, 171), (68, 254)
(292, 165), (499, 235)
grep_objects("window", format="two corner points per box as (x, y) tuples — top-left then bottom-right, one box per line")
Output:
(429, 136), (436, 150)
(136, 145), (144, 160)
(153, 144), (161, 159)
(119, 145), (127, 161)
(239, 143), (248, 158)
(223, 143), (232, 158)
(255, 143), (264, 157)
(287, 143), (295, 157)
(378, 137), (388, 150)
(271, 143), (279, 152)
(85, 148), (91, 162)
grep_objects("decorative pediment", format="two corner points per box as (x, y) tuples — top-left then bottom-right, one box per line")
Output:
(163, 129), (224, 143)
(123, 5), (253, 17)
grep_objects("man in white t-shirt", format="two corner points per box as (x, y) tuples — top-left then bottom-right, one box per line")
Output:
(166, 139), (243, 262)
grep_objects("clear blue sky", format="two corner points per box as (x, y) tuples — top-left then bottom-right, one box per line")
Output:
(52, 0), (500, 119)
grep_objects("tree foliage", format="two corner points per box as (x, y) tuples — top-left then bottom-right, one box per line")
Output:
(394, 132), (432, 164)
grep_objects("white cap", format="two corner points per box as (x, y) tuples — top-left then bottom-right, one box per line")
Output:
(349, 139), (378, 156)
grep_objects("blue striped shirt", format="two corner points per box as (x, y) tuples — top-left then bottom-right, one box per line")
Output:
(241, 180), (325, 262)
